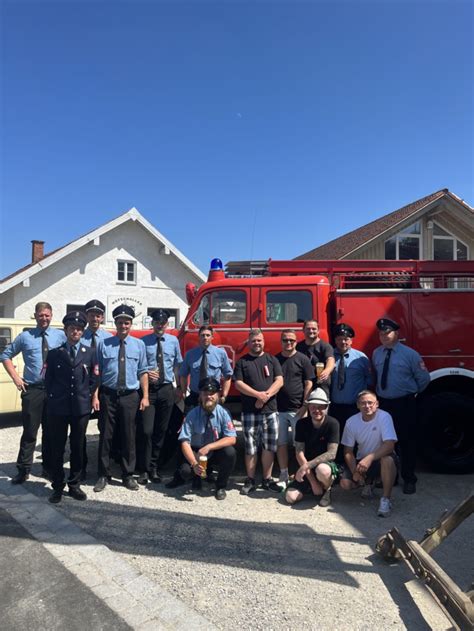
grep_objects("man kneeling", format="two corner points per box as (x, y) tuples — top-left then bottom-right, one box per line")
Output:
(340, 390), (398, 517)
(178, 378), (237, 500)
(285, 388), (340, 508)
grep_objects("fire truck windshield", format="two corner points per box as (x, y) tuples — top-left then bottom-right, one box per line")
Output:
(192, 290), (247, 325)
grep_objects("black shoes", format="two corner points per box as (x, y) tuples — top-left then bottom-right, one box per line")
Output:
(68, 486), (87, 501)
(11, 471), (29, 485)
(137, 472), (149, 485)
(240, 478), (256, 495)
(123, 477), (139, 491)
(403, 481), (417, 495)
(149, 469), (162, 483)
(94, 476), (109, 493)
(261, 478), (282, 493)
(165, 475), (186, 489)
(215, 488), (227, 500)
(48, 489), (63, 504)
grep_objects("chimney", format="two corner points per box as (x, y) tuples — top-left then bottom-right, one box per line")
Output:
(31, 240), (45, 263)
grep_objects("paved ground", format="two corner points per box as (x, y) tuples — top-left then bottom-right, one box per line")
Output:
(1, 417), (472, 630)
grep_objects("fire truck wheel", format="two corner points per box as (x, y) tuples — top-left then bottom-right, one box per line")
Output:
(419, 392), (474, 474)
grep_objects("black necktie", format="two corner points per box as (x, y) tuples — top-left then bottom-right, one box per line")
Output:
(69, 345), (75, 361)
(338, 353), (347, 390)
(381, 349), (392, 390)
(118, 340), (126, 389)
(41, 331), (49, 363)
(200, 349), (208, 382)
(156, 337), (165, 384)
(91, 332), (96, 349)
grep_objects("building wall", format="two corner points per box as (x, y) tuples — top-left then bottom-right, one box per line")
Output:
(1, 221), (203, 328)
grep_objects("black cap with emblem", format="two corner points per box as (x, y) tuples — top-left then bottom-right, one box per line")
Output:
(150, 309), (170, 324)
(112, 304), (135, 320)
(85, 299), (106, 313)
(333, 323), (355, 338)
(376, 318), (400, 332)
(198, 377), (220, 393)
(62, 311), (87, 328)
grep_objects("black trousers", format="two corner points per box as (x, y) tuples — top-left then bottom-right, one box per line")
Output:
(378, 394), (417, 484)
(137, 384), (175, 473)
(329, 402), (358, 464)
(17, 386), (51, 474)
(178, 446), (236, 490)
(98, 389), (139, 478)
(49, 414), (89, 490)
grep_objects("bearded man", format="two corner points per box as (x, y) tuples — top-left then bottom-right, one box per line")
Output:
(177, 377), (237, 500)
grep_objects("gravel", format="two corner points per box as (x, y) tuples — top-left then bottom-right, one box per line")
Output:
(1, 419), (472, 630)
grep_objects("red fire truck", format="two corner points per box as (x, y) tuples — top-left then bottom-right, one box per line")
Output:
(179, 258), (474, 474)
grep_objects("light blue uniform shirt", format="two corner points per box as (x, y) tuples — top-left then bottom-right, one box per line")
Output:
(331, 348), (371, 404)
(81, 327), (113, 347)
(97, 335), (148, 390)
(178, 404), (237, 448)
(0, 326), (66, 384)
(179, 344), (233, 393)
(372, 341), (430, 399)
(141, 332), (182, 383)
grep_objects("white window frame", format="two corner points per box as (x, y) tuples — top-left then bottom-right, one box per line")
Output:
(117, 260), (137, 285)
(432, 222), (469, 261)
(384, 221), (422, 260)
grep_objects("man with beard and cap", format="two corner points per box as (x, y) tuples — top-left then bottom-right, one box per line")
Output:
(137, 309), (183, 485)
(93, 304), (149, 493)
(177, 377), (237, 500)
(0, 301), (66, 484)
(44, 311), (99, 504)
(296, 319), (335, 396)
(330, 323), (371, 462)
(372, 317), (430, 495)
(80, 299), (113, 480)
(285, 388), (340, 508)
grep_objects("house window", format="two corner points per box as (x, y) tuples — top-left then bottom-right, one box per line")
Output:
(384, 222), (421, 260)
(433, 223), (469, 261)
(117, 260), (137, 284)
(67, 303), (86, 313)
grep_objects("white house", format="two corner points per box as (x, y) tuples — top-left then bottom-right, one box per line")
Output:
(0, 208), (206, 328)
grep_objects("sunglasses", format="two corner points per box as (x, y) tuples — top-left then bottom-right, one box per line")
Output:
(282, 338), (297, 343)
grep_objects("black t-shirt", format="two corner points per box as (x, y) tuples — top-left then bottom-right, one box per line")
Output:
(296, 339), (334, 388)
(276, 351), (314, 411)
(294, 415), (340, 461)
(233, 352), (283, 414)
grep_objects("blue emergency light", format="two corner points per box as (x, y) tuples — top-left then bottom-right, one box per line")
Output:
(210, 258), (223, 271)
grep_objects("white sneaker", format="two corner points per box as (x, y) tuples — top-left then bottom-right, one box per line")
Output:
(361, 484), (374, 499)
(378, 497), (392, 517)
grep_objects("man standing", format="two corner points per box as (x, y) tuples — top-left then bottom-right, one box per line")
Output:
(340, 390), (398, 517)
(0, 301), (66, 484)
(234, 328), (283, 495)
(45, 312), (99, 504)
(275, 329), (314, 485)
(179, 325), (233, 409)
(138, 309), (182, 484)
(372, 318), (430, 495)
(93, 304), (149, 492)
(285, 389), (340, 508)
(177, 378), (237, 500)
(296, 320), (335, 395)
(330, 323), (371, 460)
(81, 299), (112, 348)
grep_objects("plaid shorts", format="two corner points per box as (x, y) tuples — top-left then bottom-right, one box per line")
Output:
(242, 412), (279, 455)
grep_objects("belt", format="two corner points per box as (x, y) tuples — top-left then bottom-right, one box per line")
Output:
(26, 383), (46, 390)
(103, 387), (137, 397)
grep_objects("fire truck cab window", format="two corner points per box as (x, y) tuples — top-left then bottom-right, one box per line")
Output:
(266, 290), (312, 323)
(193, 291), (246, 325)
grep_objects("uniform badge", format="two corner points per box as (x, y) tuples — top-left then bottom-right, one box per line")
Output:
(227, 421), (235, 430)
(81, 347), (86, 353)
(93, 364), (99, 376)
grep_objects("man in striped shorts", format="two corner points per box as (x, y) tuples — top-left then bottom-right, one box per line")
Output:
(234, 329), (284, 495)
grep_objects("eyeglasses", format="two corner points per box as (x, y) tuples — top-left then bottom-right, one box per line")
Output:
(282, 338), (296, 343)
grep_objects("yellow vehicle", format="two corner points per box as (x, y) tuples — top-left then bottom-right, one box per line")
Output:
(0, 319), (63, 414)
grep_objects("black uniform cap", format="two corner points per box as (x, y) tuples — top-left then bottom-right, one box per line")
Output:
(198, 377), (220, 393)
(376, 318), (400, 332)
(85, 299), (106, 313)
(150, 309), (170, 324)
(333, 323), (355, 338)
(112, 304), (135, 320)
(62, 311), (87, 328)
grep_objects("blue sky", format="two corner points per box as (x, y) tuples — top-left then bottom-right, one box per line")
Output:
(1, 0), (472, 278)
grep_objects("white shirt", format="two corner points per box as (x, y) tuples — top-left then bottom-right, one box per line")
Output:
(341, 409), (397, 459)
